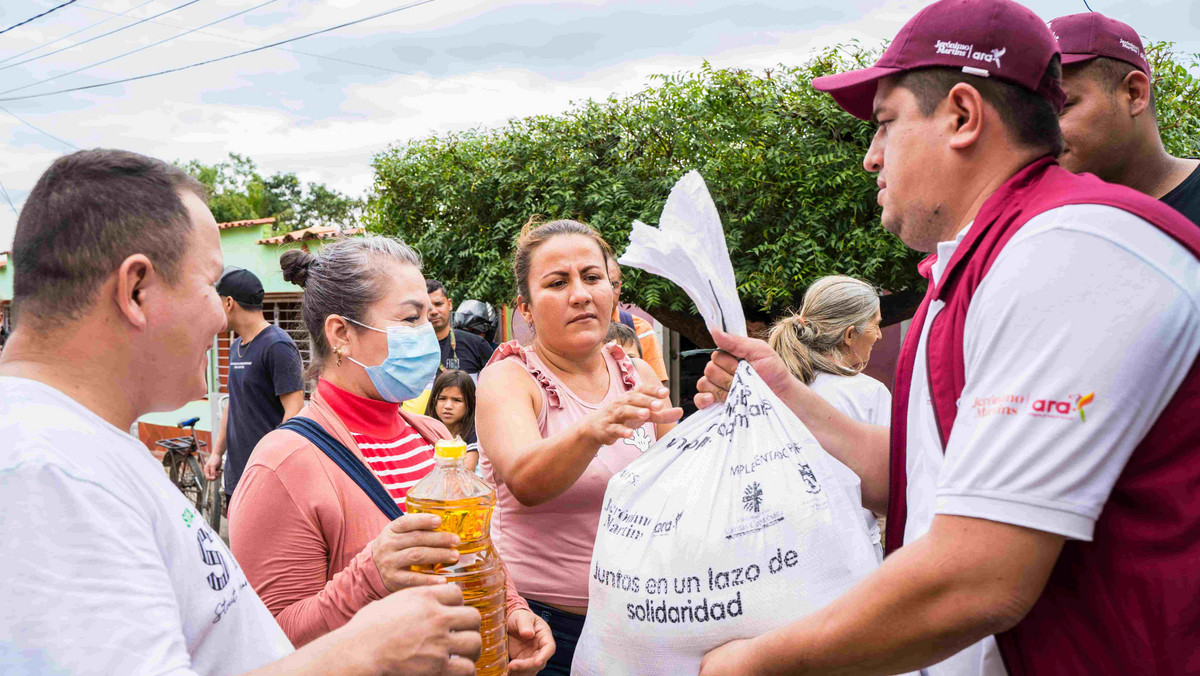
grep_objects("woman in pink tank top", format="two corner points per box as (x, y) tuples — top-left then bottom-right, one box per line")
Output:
(477, 219), (683, 675)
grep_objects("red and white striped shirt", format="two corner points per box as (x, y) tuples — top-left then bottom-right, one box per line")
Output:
(318, 379), (435, 509)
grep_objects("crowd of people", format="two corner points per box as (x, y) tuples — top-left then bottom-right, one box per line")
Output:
(1, 1), (1198, 675)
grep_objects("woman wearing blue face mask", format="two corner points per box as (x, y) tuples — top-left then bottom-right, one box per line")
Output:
(230, 237), (555, 675)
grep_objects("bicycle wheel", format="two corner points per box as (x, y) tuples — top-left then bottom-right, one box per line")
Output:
(165, 451), (183, 485)
(178, 454), (205, 512)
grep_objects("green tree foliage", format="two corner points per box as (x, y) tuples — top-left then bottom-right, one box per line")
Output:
(369, 42), (1200, 346)
(180, 154), (363, 234)
(371, 45), (908, 346)
(1147, 41), (1200, 158)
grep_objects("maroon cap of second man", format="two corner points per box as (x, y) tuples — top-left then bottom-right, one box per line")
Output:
(812, 0), (1065, 120)
(1048, 13), (1150, 75)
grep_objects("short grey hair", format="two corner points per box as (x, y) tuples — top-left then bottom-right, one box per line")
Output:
(280, 235), (423, 378)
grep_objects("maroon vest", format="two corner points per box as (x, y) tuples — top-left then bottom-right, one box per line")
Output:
(886, 157), (1200, 674)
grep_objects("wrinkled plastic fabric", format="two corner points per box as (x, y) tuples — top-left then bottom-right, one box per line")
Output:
(618, 170), (747, 339)
(573, 172), (880, 675)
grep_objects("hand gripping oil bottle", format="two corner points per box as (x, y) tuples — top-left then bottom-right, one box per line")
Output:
(407, 438), (507, 676)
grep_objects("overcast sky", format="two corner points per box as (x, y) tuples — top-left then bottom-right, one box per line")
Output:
(1, 0), (1197, 251)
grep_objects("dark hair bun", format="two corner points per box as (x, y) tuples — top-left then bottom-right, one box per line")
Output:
(280, 249), (316, 288)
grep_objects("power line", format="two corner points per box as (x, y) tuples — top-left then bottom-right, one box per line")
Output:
(0, 0), (80, 37)
(0, 178), (18, 216)
(1, 0), (287, 96)
(0, 106), (81, 150)
(0, 0), (159, 68)
(64, 1), (417, 77)
(0, 0), (439, 103)
(0, 0), (203, 74)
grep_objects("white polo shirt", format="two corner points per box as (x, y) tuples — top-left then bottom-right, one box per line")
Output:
(903, 204), (1200, 676)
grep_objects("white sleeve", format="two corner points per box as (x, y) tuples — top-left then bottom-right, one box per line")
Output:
(868, 378), (892, 427)
(0, 461), (199, 676)
(936, 213), (1200, 541)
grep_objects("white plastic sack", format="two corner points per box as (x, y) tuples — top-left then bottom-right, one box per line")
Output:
(572, 172), (881, 675)
(616, 171), (746, 338)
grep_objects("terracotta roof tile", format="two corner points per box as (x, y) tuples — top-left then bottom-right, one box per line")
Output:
(217, 217), (276, 230)
(257, 226), (364, 245)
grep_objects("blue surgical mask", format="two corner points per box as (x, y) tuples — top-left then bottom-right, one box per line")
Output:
(345, 318), (441, 403)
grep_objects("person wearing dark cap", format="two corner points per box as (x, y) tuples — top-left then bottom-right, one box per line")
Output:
(694, 0), (1200, 674)
(204, 266), (305, 501)
(1050, 12), (1200, 226)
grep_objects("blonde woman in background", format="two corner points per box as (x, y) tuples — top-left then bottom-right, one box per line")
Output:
(767, 275), (890, 426)
(768, 275), (889, 559)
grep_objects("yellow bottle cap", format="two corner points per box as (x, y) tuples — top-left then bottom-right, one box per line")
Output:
(435, 438), (467, 459)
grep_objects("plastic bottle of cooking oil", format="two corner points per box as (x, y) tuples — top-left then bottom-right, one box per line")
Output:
(406, 438), (507, 676)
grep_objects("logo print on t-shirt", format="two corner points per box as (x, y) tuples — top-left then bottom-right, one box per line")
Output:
(197, 529), (230, 591)
(1077, 392), (1095, 422)
(624, 427), (653, 453)
(1030, 392), (1096, 421)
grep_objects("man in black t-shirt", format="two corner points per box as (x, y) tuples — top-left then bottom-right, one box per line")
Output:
(1052, 13), (1200, 226)
(204, 268), (304, 501)
(427, 279), (494, 376)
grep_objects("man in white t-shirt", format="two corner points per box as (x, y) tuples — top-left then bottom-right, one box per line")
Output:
(694, 1), (1200, 674)
(0, 149), (482, 676)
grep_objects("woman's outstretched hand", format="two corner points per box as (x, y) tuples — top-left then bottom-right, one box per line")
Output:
(582, 382), (682, 446)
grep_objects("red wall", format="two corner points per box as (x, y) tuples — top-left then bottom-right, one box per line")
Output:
(862, 322), (901, 391)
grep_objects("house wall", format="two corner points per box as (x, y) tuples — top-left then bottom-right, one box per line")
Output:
(218, 226), (314, 294)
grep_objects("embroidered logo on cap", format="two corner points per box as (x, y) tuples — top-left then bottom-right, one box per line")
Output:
(935, 40), (1006, 69)
(1118, 39), (1144, 59)
(935, 39), (973, 57)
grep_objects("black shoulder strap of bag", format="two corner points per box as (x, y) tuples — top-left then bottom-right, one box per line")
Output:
(277, 417), (403, 519)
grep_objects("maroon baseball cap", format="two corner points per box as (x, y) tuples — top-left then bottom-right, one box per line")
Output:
(1048, 13), (1150, 75)
(812, 0), (1065, 120)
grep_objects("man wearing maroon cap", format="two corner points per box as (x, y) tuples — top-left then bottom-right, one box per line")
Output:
(1051, 12), (1200, 225)
(695, 0), (1200, 674)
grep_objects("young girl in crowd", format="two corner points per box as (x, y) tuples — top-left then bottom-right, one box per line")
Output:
(229, 236), (554, 674)
(424, 369), (480, 471)
(605, 320), (643, 359)
(476, 219), (682, 675)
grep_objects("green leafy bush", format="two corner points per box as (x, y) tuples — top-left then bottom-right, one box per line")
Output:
(369, 42), (1199, 345)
